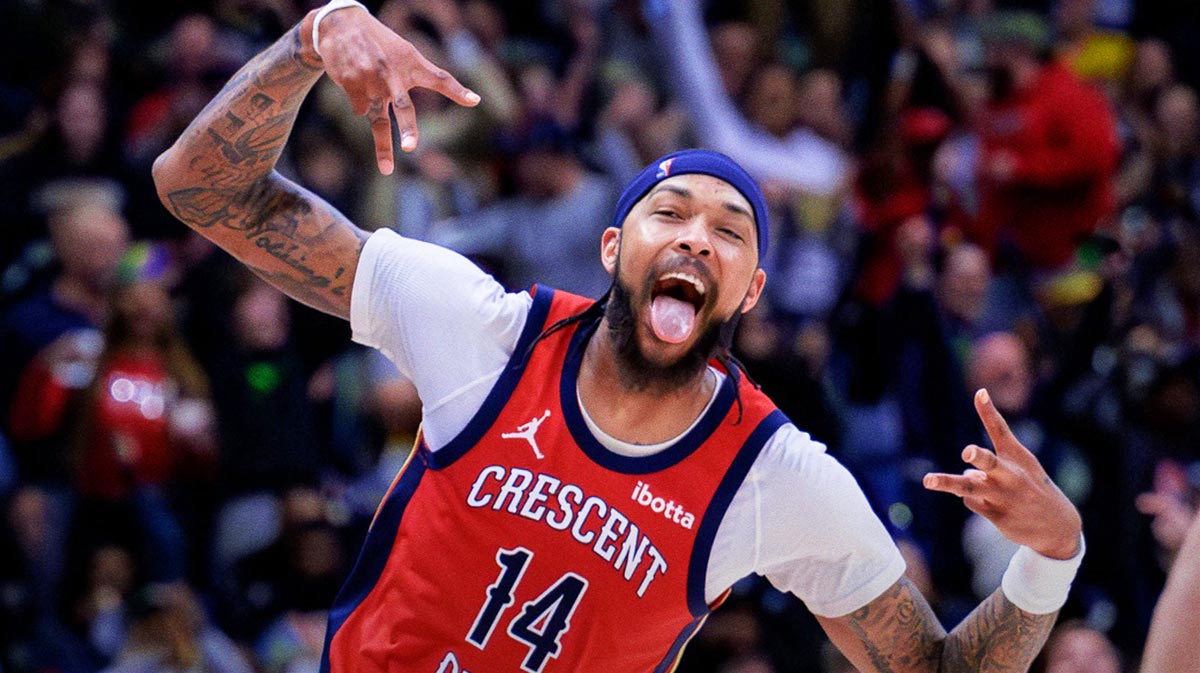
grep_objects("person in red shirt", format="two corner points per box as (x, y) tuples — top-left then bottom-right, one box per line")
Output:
(973, 12), (1120, 273)
(70, 245), (215, 581)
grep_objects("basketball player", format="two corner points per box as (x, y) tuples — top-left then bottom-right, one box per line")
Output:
(151, 3), (1085, 672)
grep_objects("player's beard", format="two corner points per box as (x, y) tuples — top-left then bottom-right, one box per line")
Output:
(603, 276), (726, 394)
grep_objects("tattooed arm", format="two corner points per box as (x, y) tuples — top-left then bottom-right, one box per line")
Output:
(815, 389), (1082, 672)
(817, 579), (1056, 673)
(152, 7), (478, 318)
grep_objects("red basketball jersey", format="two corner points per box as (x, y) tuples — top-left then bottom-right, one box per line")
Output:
(322, 287), (786, 673)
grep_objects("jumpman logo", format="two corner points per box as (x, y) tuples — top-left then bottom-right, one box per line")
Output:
(502, 409), (552, 459)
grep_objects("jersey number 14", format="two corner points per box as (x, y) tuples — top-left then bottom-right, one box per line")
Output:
(467, 547), (589, 673)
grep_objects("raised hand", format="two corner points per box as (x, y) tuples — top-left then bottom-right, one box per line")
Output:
(314, 6), (480, 174)
(924, 389), (1082, 560)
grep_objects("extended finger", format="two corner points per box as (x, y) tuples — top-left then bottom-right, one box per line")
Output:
(923, 469), (988, 498)
(1136, 492), (1185, 516)
(973, 388), (1037, 468)
(974, 388), (1014, 448)
(391, 89), (419, 152)
(367, 98), (395, 175)
(415, 56), (480, 107)
(962, 444), (1000, 472)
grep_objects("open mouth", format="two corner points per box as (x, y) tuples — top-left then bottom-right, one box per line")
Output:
(649, 271), (707, 344)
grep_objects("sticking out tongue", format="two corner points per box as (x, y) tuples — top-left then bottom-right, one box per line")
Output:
(650, 295), (697, 344)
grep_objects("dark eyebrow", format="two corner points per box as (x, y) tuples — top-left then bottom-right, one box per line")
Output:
(647, 185), (691, 200)
(648, 183), (754, 224)
(723, 201), (753, 222)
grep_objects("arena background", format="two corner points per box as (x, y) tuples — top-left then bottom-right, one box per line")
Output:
(2, 0), (1200, 671)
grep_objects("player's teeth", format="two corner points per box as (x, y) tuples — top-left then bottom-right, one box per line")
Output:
(659, 272), (705, 295)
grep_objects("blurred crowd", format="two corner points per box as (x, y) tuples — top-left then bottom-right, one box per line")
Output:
(1, 0), (1199, 672)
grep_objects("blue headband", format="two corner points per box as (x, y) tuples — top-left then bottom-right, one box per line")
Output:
(611, 149), (769, 259)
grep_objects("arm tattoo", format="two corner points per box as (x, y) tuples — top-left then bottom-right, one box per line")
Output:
(157, 23), (367, 319)
(843, 579), (944, 673)
(940, 590), (1056, 673)
(838, 579), (1056, 673)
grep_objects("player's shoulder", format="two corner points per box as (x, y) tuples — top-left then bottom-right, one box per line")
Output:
(753, 421), (832, 471)
(744, 420), (859, 496)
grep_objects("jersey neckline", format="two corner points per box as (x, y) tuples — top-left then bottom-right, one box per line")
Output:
(558, 316), (737, 475)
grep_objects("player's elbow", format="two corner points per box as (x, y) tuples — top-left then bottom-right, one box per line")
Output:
(151, 147), (186, 207)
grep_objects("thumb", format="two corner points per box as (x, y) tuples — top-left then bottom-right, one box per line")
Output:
(1136, 492), (1175, 516)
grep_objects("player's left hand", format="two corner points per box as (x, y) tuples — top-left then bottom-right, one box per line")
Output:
(924, 389), (1082, 560)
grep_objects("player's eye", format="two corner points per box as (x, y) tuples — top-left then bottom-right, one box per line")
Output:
(718, 227), (745, 242)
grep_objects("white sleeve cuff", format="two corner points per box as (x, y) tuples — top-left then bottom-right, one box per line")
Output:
(1001, 534), (1085, 615)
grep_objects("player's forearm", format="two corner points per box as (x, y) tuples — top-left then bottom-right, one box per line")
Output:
(154, 15), (323, 209)
(153, 13), (367, 318)
(829, 579), (1054, 673)
(939, 588), (1056, 673)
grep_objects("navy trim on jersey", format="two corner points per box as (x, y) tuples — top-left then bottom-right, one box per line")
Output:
(319, 454), (429, 673)
(652, 614), (706, 673)
(425, 285), (557, 469)
(558, 318), (738, 475)
(685, 410), (789, 617)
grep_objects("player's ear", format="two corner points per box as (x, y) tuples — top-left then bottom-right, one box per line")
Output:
(601, 227), (621, 275)
(739, 268), (767, 314)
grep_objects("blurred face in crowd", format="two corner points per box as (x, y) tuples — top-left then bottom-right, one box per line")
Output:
(1130, 39), (1173, 101)
(969, 332), (1032, 415)
(518, 64), (556, 117)
(939, 243), (991, 324)
(50, 203), (130, 292)
(87, 545), (136, 597)
(233, 281), (290, 351)
(745, 64), (799, 138)
(57, 82), (108, 165)
(601, 174), (765, 389)
(797, 69), (848, 143)
(111, 280), (174, 347)
(8, 488), (50, 558)
(170, 14), (218, 78)
(710, 21), (758, 97)
(515, 149), (579, 198)
(1155, 84), (1199, 155)
(463, 0), (506, 51)
(1042, 625), (1122, 673)
(1055, 0), (1095, 38)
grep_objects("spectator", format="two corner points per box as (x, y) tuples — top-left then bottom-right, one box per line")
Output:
(644, 0), (851, 197)
(1034, 620), (1125, 673)
(101, 583), (252, 673)
(67, 244), (215, 584)
(971, 11), (1120, 273)
(207, 275), (321, 580)
(2, 186), (129, 437)
(428, 119), (619, 297)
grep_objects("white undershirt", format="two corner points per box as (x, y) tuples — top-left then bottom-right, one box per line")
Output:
(577, 367), (723, 457)
(350, 228), (904, 615)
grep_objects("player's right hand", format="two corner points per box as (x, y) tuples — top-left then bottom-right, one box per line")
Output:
(308, 5), (480, 174)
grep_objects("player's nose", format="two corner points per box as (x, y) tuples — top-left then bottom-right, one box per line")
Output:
(673, 217), (712, 258)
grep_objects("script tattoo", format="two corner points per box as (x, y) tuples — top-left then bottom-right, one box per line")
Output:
(157, 24), (366, 318)
(841, 579), (1055, 673)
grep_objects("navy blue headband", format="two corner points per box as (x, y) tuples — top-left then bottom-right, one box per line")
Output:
(610, 149), (769, 259)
